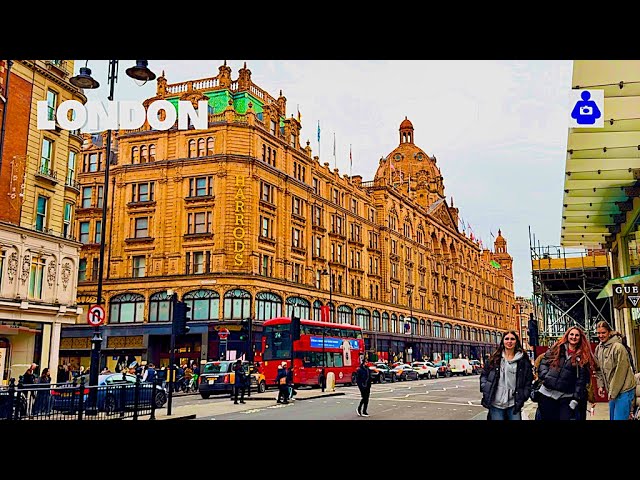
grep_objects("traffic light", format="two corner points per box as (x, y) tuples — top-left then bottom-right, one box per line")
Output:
(527, 313), (539, 347)
(173, 301), (191, 336)
(291, 314), (301, 341)
(239, 319), (249, 341)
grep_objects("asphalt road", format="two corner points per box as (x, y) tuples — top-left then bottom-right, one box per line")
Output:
(170, 374), (487, 420)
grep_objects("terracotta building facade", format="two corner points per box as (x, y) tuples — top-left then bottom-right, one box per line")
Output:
(64, 62), (516, 372)
(0, 60), (84, 384)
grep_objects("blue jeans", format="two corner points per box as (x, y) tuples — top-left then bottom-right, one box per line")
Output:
(489, 405), (521, 420)
(609, 388), (635, 420)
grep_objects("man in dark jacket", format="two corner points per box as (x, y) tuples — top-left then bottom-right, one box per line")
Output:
(232, 359), (246, 404)
(356, 358), (372, 417)
(276, 362), (289, 404)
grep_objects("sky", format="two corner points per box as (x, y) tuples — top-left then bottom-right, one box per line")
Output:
(74, 59), (576, 298)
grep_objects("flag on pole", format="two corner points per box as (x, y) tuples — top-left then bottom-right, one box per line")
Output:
(333, 132), (336, 169)
(349, 144), (352, 176)
(490, 230), (495, 238)
(317, 121), (320, 142)
(297, 105), (301, 122)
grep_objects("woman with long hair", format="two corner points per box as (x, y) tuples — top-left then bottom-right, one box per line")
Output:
(594, 321), (636, 420)
(480, 330), (533, 420)
(537, 326), (596, 420)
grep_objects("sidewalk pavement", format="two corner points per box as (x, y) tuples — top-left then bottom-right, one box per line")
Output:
(149, 386), (344, 420)
(521, 399), (610, 420)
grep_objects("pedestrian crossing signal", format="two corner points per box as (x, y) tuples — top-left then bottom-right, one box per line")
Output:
(173, 301), (191, 336)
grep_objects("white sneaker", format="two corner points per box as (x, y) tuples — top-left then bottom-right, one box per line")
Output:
(361, 412), (370, 417)
(356, 408), (362, 417)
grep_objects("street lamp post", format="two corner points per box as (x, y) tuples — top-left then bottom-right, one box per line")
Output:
(407, 288), (413, 362)
(321, 264), (332, 392)
(70, 61), (156, 405)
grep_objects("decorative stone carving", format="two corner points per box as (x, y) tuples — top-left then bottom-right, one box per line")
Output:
(47, 259), (57, 287)
(20, 254), (30, 284)
(8, 252), (18, 283)
(61, 262), (71, 290)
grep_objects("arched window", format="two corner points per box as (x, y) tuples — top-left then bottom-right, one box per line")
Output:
(109, 293), (145, 324)
(444, 323), (452, 339)
(420, 319), (425, 336)
(286, 296), (311, 319)
(198, 138), (205, 157)
(433, 322), (442, 338)
(426, 320), (432, 337)
(485, 330), (491, 343)
(184, 289), (219, 321)
(207, 137), (214, 155)
(149, 291), (172, 322)
(382, 312), (389, 332)
(149, 144), (156, 162)
(372, 310), (380, 331)
(454, 325), (462, 339)
(471, 328), (476, 342)
(338, 305), (352, 325)
(140, 145), (148, 163)
(313, 300), (323, 321)
(492, 331), (498, 344)
(403, 222), (412, 239)
(417, 227), (425, 245)
(255, 291), (282, 321)
(188, 139), (196, 158)
(391, 313), (398, 333)
(224, 289), (251, 320)
(355, 308), (370, 330)
(131, 146), (138, 164)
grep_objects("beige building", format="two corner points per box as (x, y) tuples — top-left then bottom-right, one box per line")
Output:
(0, 60), (84, 384)
(65, 62), (516, 373)
(561, 60), (640, 365)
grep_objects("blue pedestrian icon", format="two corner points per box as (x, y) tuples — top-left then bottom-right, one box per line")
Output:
(571, 91), (602, 125)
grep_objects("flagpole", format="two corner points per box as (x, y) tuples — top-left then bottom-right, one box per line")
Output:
(317, 120), (321, 161)
(349, 144), (352, 177)
(333, 132), (336, 170)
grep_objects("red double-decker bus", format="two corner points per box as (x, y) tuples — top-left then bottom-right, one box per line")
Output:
(257, 317), (364, 388)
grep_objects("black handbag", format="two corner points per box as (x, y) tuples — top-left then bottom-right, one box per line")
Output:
(530, 380), (541, 402)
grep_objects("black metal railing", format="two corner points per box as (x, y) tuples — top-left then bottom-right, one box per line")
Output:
(0, 374), (163, 421)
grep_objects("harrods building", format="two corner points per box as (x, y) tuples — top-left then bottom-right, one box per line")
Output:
(62, 62), (517, 371)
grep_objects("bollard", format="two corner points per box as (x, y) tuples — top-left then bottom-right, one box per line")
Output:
(326, 372), (336, 392)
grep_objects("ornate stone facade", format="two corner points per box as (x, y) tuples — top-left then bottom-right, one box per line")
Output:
(71, 62), (516, 365)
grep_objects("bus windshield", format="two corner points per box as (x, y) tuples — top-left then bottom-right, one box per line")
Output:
(263, 324), (292, 360)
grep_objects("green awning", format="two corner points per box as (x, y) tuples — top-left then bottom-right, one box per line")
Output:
(596, 273), (640, 299)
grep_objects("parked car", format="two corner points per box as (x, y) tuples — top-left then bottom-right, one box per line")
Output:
(51, 373), (167, 413)
(391, 364), (420, 381)
(198, 360), (266, 399)
(433, 361), (452, 378)
(366, 363), (384, 384)
(449, 358), (473, 376)
(411, 361), (438, 379)
(374, 363), (397, 382)
(469, 359), (482, 375)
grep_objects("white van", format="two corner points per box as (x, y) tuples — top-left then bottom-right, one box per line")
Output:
(448, 358), (473, 376)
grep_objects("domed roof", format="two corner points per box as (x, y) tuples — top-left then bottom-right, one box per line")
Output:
(400, 116), (413, 130)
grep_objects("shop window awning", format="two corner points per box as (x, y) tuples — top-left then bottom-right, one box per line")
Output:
(561, 62), (640, 249)
(596, 273), (640, 299)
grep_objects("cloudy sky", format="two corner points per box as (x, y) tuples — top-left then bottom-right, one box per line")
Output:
(75, 59), (576, 298)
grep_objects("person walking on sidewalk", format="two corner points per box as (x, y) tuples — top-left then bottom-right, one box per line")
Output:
(537, 326), (596, 420)
(595, 321), (636, 420)
(232, 359), (246, 404)
(356, 357), (372, 417)
(480, 330), (533, 420)
(276, 362), (289, 404)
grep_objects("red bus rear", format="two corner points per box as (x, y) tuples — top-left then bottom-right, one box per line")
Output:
(258, 317), (364, 388)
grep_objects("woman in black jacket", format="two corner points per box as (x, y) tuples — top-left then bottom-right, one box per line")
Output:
(537, 326), (597, 420)
(480, 330), (533, 420)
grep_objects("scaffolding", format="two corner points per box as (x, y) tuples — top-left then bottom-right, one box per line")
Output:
(529, 227), (613, 343)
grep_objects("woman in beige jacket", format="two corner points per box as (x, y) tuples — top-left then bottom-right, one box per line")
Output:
(594, 321), (636, 420)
